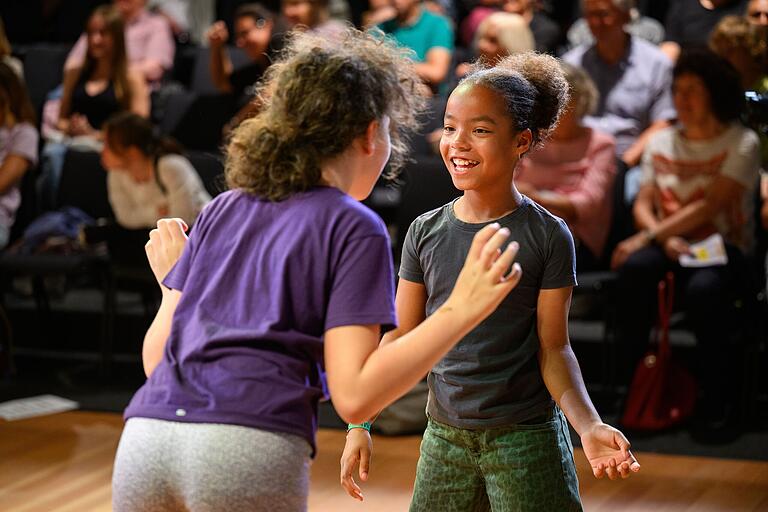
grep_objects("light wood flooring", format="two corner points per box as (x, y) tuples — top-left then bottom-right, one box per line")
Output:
(1, 411), (767, 511)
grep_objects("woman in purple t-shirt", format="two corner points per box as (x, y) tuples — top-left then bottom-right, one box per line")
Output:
(0, 63), (38, 249)
(112, 28), (524, 512)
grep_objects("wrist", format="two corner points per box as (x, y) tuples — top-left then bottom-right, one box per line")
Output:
(641, 228), (657, 245)
(347, 421), (372, 432)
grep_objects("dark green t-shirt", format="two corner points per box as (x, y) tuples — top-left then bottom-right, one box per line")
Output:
(400, 196), (577, 428)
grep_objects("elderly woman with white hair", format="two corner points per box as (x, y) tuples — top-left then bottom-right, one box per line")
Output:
(516, 61), (618, 271)
(454, 12), (535, 81)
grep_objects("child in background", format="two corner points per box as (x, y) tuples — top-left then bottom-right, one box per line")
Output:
(0, 63), (38, 249)
(101, 112), (210, 230)
(112, 29), (523, 512)
(341, 53), (639, 510)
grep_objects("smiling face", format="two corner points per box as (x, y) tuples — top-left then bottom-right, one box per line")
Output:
(234, 15), (273, 60)
(439, 84), (530, 193)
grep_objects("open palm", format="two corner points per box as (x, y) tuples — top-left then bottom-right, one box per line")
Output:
(581, 423), (641, 480)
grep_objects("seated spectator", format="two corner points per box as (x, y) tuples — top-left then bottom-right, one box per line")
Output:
(40, 5), (150, 211)
(377, 0), (454, 92)
(567, 7), (665, 48)
(612, 50), (759, 429)
(454, 12), (534, 80)
(65, 0), (175, 87)
(57, 5), (150, 142)
(149, 0), (216, 44)
(711, 15), (768, 166)
(0, 18), (22, 80)
(207, 4), (275, 104)
(563, 0), (675, 196)
(101, 112), (210, 229)
(661, 0), (747, 62)
(281, 0), (348, 39)
(747, 0), (768, 25)
(516, 62), (617, 271)
(710, 15), (768, 91)
(501, 0), (562, 53)
(0, 63), (38, 249)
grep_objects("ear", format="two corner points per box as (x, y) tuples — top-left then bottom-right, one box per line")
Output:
(515, 128), (533, 157)
(360, 119), (380, 156)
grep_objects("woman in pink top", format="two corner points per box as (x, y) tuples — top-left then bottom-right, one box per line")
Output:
(517, 61), (616, 271)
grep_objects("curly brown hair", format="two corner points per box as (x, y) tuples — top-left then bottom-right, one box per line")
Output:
(225, 28), (425, 201)
(460, 52), (570, 148)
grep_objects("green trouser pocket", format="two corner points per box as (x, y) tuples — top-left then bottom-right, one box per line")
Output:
(410, 408), (582, 512)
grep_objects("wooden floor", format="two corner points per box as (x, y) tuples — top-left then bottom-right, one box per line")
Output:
(1, 412), (768, 511)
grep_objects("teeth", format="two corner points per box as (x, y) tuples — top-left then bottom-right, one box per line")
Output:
(452, 158), (478, 166)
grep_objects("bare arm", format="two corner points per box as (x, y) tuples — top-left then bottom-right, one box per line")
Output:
(613, 175), (744, 269)
(537, 287), (640, 479)
(649, 174), (743, 243)
(537, 287), (600, 434)
(207, 21), (234, 93)
(379, 278), (427, 346)
(524, 190), (578, 223)
(0, 155), (32, 196)
(414, 47), (451, 89)
(143, 288), (181, 376)
(142, 219), (189, 377)
(622, 119), (671, 168)
(326, 226), (522, 424)
(128, 70), (150, 118)
(57, 67), (81, 133)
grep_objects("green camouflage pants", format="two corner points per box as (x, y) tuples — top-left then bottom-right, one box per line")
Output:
(409, 407), (582, 512)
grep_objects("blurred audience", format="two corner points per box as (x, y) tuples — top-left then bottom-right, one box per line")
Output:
(0, 63), (38, 249)
(517, 62), (617, 271)
(207, 3), (275, 104)
(710, 15), (768, 91)
(661, 0), (747, 62)
(563, 0), (675, 198)
(149, 0), (216, 44)
(377, 0), (454, 92)
(501, 0), (562, 53)
(747, 0), (768, 25)
(281, 0), (348, 38)
(454, 12), (534, 80)
(57, 5), (149, 141)
(101, 112), (210, 229)
(65, 0), (175, 87)
(567, 5), (664, 48)
(0, 18), (22, 80)
(613, 50), (759, 428)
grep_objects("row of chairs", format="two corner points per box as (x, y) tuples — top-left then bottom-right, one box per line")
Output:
(0, 148), (226, 375)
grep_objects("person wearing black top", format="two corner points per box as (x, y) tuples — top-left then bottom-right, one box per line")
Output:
(206, 3), (276, 104)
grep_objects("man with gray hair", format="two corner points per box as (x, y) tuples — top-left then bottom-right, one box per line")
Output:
(563, 0), (675, 201)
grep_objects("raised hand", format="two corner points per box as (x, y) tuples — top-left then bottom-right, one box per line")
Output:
(145, 218), (189, 287)
(206, 21), (229, 48)
(339, 428), (372, 501)
(581, 423), (641, 480)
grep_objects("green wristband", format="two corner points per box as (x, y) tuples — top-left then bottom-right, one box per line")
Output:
(347, 421), (372, 432)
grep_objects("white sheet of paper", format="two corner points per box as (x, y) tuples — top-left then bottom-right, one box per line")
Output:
(679, 233), (728, 268)
(0, 394), (79, 421)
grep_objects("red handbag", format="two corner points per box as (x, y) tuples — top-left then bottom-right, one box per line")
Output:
(621, 272), (697, 431)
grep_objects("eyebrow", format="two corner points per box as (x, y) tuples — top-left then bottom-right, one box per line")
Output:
(444, 113), (498, 125)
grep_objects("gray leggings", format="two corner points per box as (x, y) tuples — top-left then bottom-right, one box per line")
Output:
(113, 418), (312, 512)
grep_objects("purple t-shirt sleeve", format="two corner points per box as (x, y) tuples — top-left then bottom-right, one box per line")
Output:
(162, 208), (206, 291)
(325, 234), (396, 331)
